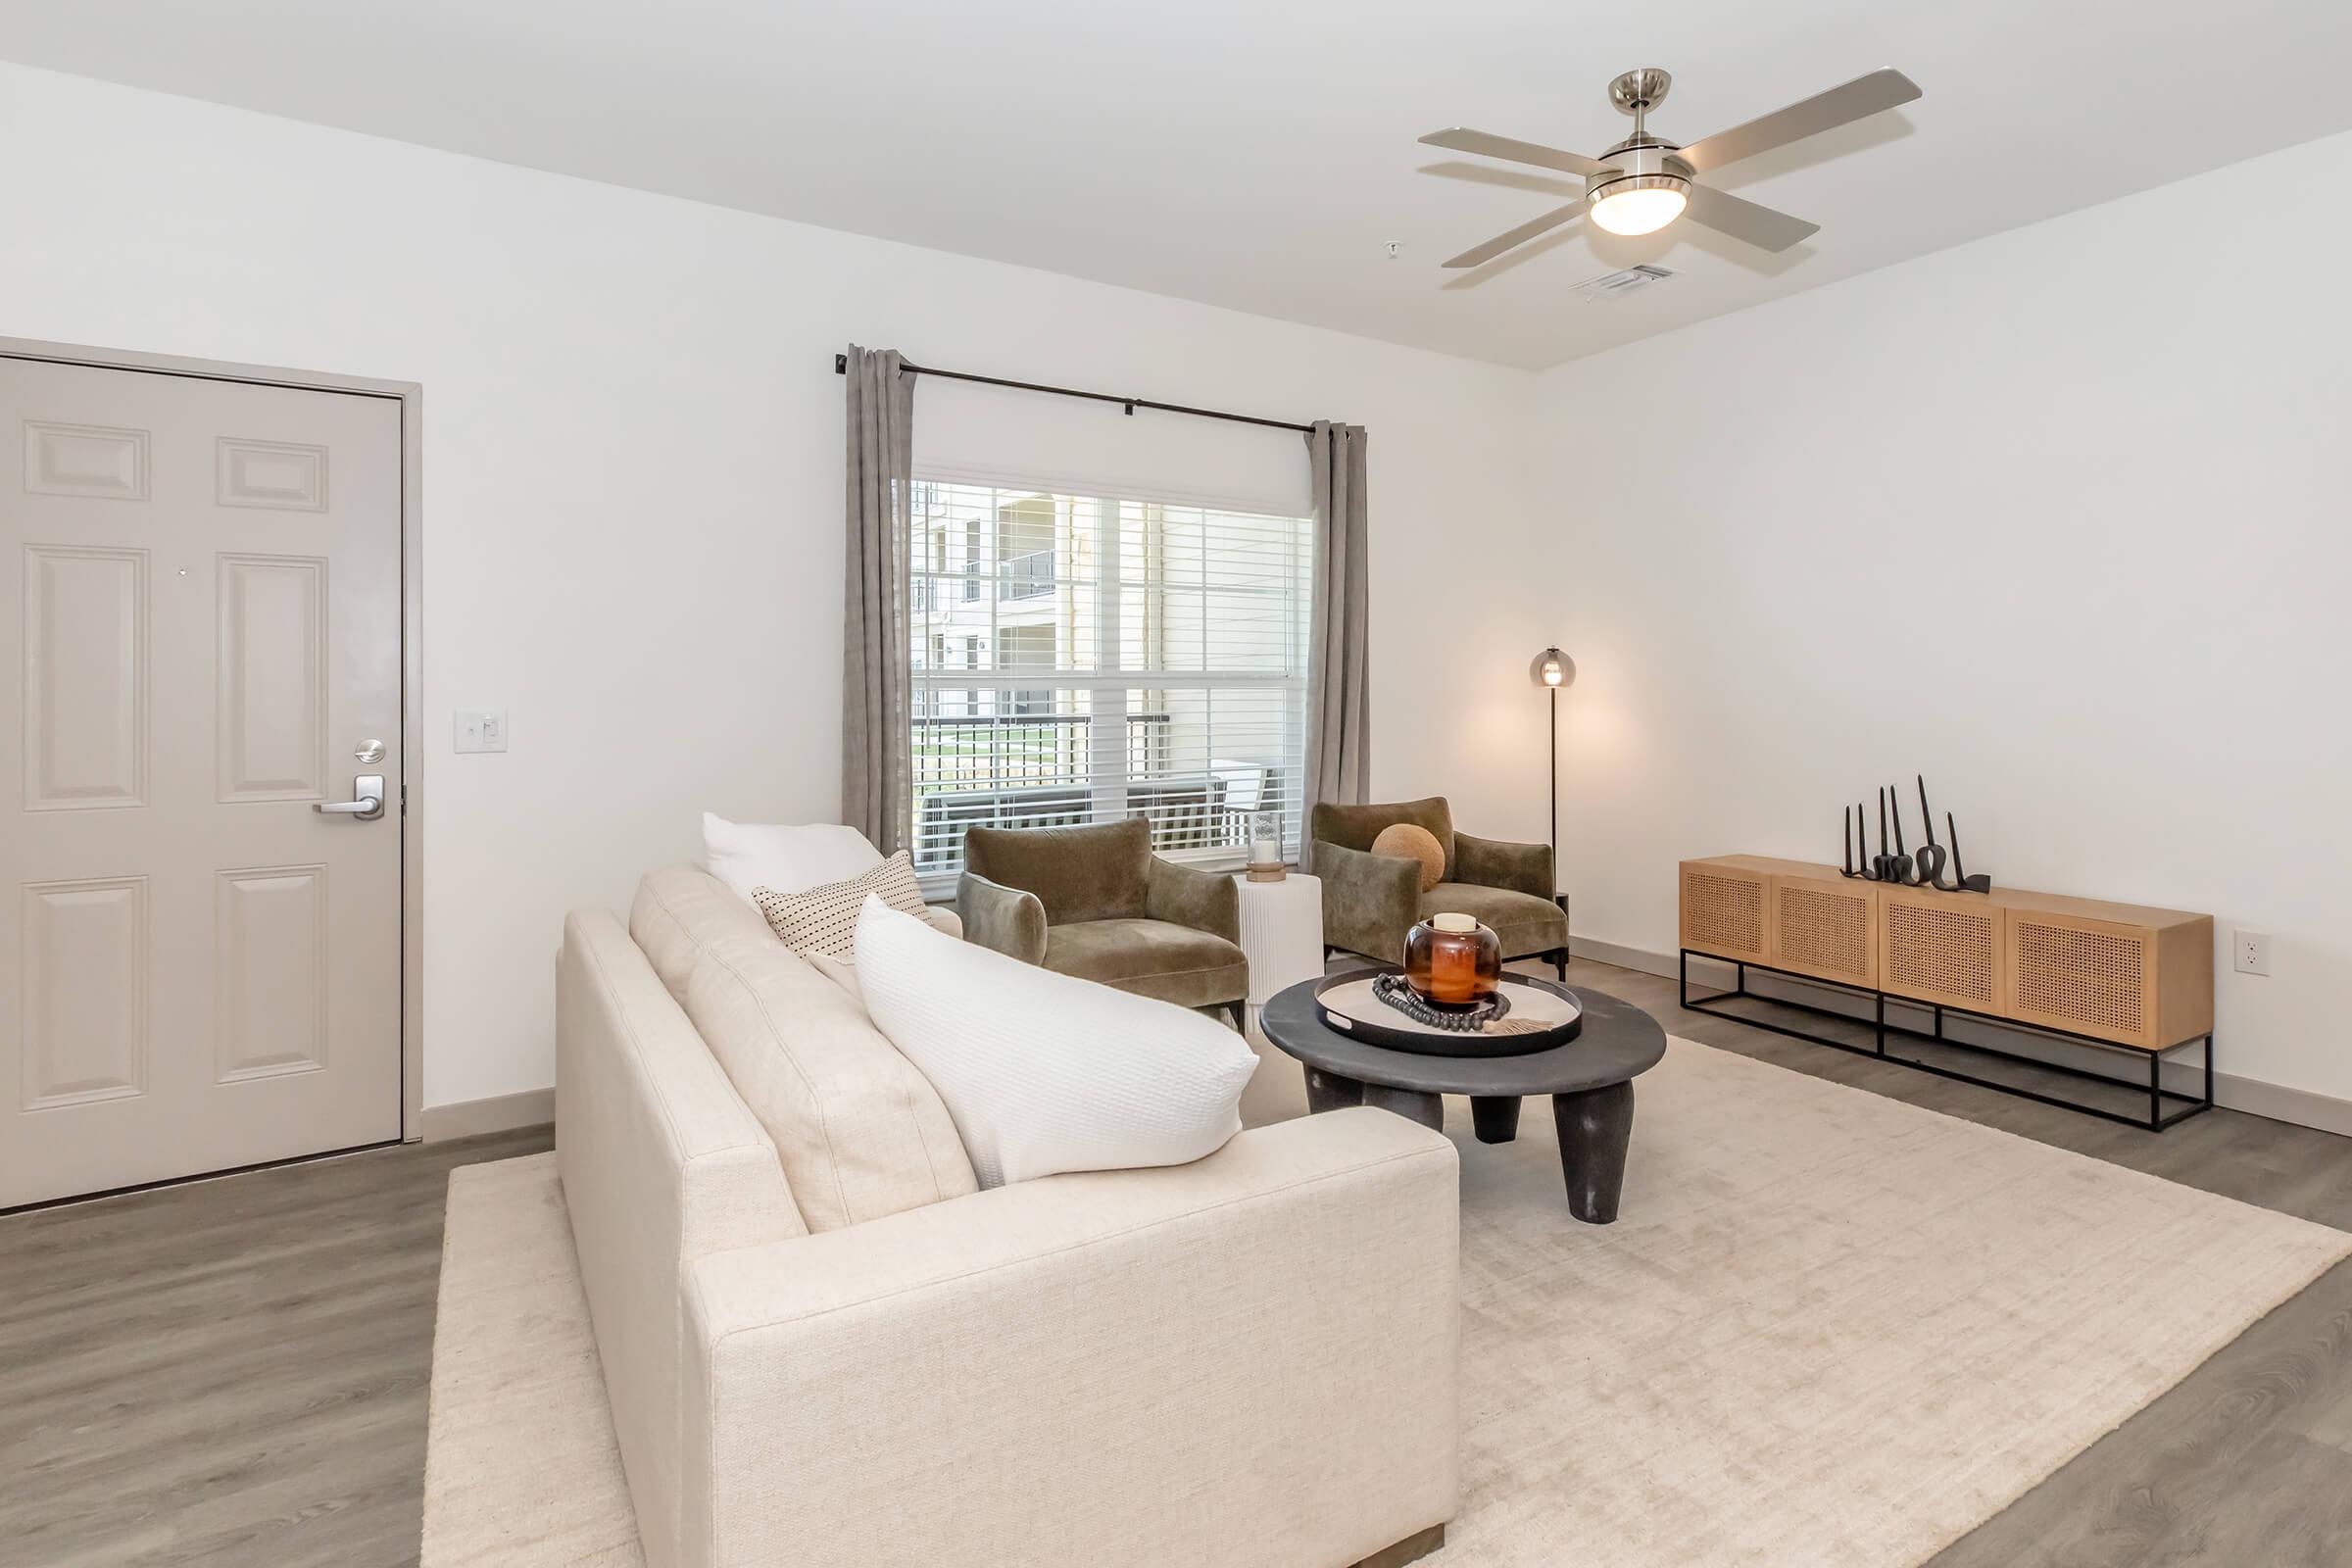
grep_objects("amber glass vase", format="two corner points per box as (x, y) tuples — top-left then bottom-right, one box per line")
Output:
(1403, 913), (1502, 1009)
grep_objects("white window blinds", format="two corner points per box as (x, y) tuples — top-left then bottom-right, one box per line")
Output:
(907, 479), (1313, 888)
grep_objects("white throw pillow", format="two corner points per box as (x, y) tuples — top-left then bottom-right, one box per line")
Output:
(702, 811), (883, 906)
(855, 897), (1258, 1187)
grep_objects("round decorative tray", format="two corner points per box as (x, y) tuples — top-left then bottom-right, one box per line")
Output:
(1311, 969), (1584, 1058)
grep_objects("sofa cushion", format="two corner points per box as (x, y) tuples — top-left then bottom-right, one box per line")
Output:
(1420, 882), (1566, 959)
(630, 865), (775, 1003)
(633, 864), (960, 1004)
(1044, 918), (1250, 1010)
(963, 817), (1151, 925)
(681, 933), (978, 1232)
(856, 899), (1258, 1187)
(804, 949), (860, 1000)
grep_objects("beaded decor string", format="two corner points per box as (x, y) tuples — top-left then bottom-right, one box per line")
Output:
(1370, 971), (1513, 1032)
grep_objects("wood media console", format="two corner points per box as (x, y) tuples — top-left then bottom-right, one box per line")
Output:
(1677, 856), (2214, 1130)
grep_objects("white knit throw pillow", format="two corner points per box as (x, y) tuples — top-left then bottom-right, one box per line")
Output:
(854, 895), (1258, 1187)
(753, 852), (927, 957)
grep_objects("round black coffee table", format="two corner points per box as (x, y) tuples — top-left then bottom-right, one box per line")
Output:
(1259, 971), (1668, 1224)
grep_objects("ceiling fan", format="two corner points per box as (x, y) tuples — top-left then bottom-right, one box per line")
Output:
(1420, 67), (1921, 269)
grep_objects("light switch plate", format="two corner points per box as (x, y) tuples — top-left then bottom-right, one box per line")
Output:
(454, 708), (508, 754)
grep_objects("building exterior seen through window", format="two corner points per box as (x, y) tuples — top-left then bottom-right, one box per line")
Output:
(907, 479), (1312, 890)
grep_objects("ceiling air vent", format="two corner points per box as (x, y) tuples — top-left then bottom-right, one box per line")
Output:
(1571, 265), (1675, 302)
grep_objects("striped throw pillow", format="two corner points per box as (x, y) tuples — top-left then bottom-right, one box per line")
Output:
(753, 851), (928, 958)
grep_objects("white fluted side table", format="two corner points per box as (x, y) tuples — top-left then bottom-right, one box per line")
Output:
(1233, 871), (1324, 1126)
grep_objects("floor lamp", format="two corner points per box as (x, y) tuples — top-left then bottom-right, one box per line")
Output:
(1530, 648), (1574, 903)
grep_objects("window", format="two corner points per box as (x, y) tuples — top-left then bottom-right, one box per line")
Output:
(996, 496), (1055, 602)
(913, 526), (948, 614)
(907, 478), (1312, 891)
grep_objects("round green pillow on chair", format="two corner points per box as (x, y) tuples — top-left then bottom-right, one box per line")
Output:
(1370, 822), (1445, 892)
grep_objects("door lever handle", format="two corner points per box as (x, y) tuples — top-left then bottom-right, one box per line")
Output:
(315, 774), (386, 821)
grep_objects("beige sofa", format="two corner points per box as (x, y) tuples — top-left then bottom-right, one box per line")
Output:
(555, 866), (1462, 1568)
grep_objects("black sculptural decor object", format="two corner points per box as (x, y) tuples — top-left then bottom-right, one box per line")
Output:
(1910, 777), (1953, 890)
(1839, 774), (1991, 893)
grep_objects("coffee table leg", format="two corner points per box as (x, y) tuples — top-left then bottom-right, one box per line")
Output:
(1470, 1096), (1522, 1145)
(1361, 1084), (1445, 1133)
(1304, 1067), (1365, 1115)
(1551, 1081), (1634, 1224)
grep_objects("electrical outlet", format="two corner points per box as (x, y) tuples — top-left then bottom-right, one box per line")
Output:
(454, 709), (509, 755)
(2233, 929), (2270, 976)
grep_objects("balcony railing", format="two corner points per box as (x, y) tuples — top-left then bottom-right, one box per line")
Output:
(910, 712), (1279, 872)
(999, 548), (1054, 602)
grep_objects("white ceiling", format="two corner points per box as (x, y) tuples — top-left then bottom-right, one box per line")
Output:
(6, 1), (2350, 369)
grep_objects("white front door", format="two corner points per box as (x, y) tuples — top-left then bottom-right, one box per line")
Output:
(1, 354), (404, 1208)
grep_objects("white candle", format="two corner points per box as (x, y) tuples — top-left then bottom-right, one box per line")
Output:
(1250, 834), (1279, 864)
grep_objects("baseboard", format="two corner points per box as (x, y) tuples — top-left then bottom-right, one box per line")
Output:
(1586, 935), (2352, 1140)
(1568, 934), (1680, 981)
(418, 1088), (555, 1143)
(2210, 1074), (2352, 1139)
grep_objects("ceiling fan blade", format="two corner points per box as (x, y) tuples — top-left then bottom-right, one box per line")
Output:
(1441, 201), (1586, 269)
(1680, 183), (1818, 252)
(1419, 127), (1609, 179)
(1670, 69), (1921, 175)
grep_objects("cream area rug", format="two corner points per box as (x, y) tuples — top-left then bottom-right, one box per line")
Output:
(423, 1040), (2349, 1568)
(420, 1154), (643, 1568)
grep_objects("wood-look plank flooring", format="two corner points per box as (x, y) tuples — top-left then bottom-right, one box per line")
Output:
(2, 956), (2347, 1566)
(0, 1127), (549, 1568)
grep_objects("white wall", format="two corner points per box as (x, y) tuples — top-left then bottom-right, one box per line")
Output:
(1532, 126), (2352, 1110)
(0, 62), (1547, 1110)
(20, 59), (2338, 1119)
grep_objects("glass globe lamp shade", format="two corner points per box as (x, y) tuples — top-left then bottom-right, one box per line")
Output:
(1589, 176), (1689, 237)
(1530, 647), (1574, 689)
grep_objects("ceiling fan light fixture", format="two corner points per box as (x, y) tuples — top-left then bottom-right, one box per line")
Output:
(1588, 174), (1690, 237)
(1423, 66), (1917, 268)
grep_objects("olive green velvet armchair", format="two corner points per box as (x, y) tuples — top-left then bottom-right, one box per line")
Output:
(1308, 796), (1568, 978)
(956, 817), (1249, 1026)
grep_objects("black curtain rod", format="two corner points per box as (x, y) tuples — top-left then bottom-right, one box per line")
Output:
(832, 353), (1312, 434)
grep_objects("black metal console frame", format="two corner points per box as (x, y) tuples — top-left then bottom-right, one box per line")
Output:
(1678, 950), (2215, 1133)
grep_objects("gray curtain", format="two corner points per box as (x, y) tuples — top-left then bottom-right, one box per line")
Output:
(1303, 420), (1371, 807)
(841, 346), (915, 853)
